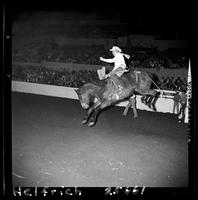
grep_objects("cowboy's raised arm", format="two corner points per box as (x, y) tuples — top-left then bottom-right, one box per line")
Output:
(100, 57), (115, 63)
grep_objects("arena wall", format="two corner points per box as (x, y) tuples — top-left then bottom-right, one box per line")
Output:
(12, 81), (179, 114)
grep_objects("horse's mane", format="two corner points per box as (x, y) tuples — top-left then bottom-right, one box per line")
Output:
(91, 79), (108, 87)
(78, 79), (108, 95)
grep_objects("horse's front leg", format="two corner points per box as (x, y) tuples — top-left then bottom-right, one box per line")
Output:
(88, 100), (111, 127)
(81, 107), (94, 124)
(140, 89), (159, 111)
(81, 101), (101, 124)
(87, 108), (99, 127)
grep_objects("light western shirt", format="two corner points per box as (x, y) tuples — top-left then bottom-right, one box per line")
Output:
(101, 53), (127, 70)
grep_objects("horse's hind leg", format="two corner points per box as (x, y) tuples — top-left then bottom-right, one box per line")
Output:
(139, 89), (159, 111)
(122, 100), (132, 116)
(150, 91), (160, 111)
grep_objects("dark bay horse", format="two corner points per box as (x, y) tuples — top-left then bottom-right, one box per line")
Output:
(75, 70), (159, 127)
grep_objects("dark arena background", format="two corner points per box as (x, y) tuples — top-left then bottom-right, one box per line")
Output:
(3, 0), (197, 198)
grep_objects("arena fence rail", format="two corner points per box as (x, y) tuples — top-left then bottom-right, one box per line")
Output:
(12, 80), (181, 115)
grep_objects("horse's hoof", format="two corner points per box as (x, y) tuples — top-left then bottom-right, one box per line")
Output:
(88, 121), (95, 127)
(81, 119), (88, 124)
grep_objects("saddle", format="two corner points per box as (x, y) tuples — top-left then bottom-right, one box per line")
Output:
(103, 78), (122, 100)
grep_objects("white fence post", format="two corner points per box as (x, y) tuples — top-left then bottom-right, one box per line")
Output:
(184, 59), (192, 124)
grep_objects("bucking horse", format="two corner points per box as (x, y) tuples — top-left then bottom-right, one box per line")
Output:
(75, 70), (160, 127)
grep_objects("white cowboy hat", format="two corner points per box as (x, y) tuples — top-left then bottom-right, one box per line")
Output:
(109, 46), (122, 53)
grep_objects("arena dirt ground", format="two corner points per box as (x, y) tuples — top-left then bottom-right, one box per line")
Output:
(12, 92), (189, 187)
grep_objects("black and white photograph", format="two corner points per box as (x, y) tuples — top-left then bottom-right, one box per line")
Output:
(3, 0), (197, 197)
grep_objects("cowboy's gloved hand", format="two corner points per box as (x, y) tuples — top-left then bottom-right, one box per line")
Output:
(100, 57), (104, 61)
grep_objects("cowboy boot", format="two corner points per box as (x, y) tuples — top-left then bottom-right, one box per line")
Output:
(97, 67), (106, 80)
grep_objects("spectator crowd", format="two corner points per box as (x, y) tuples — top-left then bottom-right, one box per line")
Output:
(12, 65), (187, 92)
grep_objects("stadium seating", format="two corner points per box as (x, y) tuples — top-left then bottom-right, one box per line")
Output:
(12, 65), (187, 92)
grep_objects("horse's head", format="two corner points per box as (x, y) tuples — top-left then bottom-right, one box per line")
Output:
(75, 87), (90, 110)
(75, 83), (102, 110)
